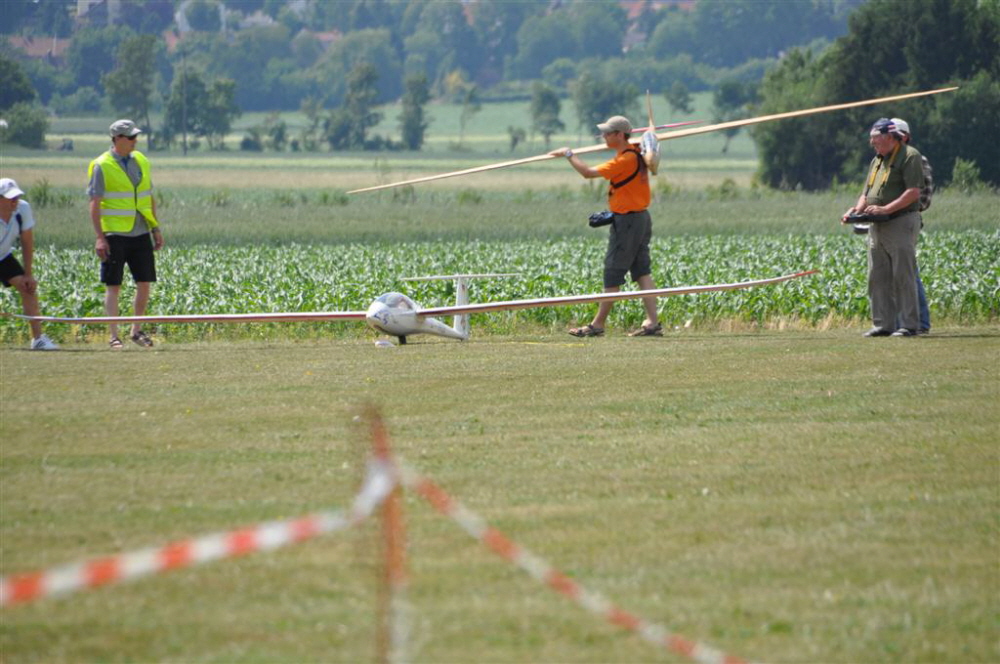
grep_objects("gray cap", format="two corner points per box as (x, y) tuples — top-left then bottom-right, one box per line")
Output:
(109, 119), (142, 137)
(0, 177), (25, 199)
(597, 115), (633, 134)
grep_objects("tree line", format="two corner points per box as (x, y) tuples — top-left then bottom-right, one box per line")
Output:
(2, 0), (997, 187)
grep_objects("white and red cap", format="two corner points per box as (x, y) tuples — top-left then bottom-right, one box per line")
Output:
(889, 117), (911, 136)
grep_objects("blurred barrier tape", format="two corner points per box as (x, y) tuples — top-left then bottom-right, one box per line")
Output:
(397, 461), (754, 664)
(1, 457), (396, 608)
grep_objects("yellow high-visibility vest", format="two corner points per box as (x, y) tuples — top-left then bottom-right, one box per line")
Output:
(88, 150), (157, 233)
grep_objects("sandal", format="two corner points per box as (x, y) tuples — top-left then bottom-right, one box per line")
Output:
(109, 337), (124, 350)
(568, 324), (604, 338)
(628, 323), (663, 337)
(130, 330), (154, 348)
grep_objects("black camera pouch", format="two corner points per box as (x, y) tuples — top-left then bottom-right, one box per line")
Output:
(588, 211), (615, 228)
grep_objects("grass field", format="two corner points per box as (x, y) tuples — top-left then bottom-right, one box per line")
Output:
(2, 100), (998, 662)
(1, 329), (998, 662)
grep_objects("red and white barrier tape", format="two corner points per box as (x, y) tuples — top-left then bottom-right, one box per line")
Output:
(397, 461), (754, 664)
(1, 458), (395, 608)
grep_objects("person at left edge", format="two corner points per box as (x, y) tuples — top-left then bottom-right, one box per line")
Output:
(0, 178), (59, 349)
(88, 119), (164, 349)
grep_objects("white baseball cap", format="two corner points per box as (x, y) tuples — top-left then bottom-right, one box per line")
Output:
(889, 117), (910, 136)
(0, 177), (25, 199)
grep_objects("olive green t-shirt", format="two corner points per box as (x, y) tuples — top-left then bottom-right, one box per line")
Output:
(865, 143), (924, 211)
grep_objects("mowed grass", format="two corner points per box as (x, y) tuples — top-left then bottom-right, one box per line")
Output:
(1, 328), (998, 662)
(2, 99), (998, 662)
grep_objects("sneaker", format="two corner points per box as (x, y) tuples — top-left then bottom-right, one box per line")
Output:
(891, 328), (917, 337)
(863, 328), (892, 337)
(30, 334), (59, 350)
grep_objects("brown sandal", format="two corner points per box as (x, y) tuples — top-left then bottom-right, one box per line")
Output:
(568, 324), (604, 338)
(109, 337), (124, 349)
(130, 330), (154, 348)
(628, 323), (663, 337)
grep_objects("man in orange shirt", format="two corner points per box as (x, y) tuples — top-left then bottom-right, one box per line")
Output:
(551, 115), (662, 337)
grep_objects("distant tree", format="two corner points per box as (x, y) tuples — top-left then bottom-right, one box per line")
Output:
(0, 54), (37, 111)
(457, 84), (481, 149)
(568, 2), (627, 61)
(291, 30), (323, 68)
(751, 49), (839, 190)
(201, 78), (241, 149)
(399, 73), (430, 151)
(187, 0), (222, 32)
(664, 80), (693, 116)
(647, 0), (851, 68)
(34, 0), (73, 38)
(164, 68), (207, 148)
(326, 62), (382, 150)
(299, 97), (324, 152)
(66, 26), (134, 93)
(711, 79), (757, 153)
(507, 126), (526, 152)
(754, 0), (1000, 189)
(118, 0), (175, 34)
(164, 70), (240, 150)
(409, 2), (482, 89)
(102, 35), (158, 148)
(571, 73), (639, 134)
(541, 58), (578, 90)
(16, 58), (72, 106)
(530, 82), (564, 149)
(512, 12), (575, 79)
(203, 25), (293, 110)
(470, 1), (538, 82)
(920, 71), (1000, 188)
(317, 29), (402, 105)
(1, 102), (48, 149)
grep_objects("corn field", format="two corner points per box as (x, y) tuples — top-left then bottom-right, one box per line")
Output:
(2, 231), (997, 342)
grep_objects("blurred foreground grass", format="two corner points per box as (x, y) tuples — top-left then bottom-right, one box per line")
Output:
(2, 329), (997, 662)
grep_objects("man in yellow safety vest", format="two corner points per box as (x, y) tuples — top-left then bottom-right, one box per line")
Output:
(88, 119), (164, 349)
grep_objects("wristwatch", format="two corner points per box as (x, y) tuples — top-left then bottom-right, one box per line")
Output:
(565, 149), (573, 158)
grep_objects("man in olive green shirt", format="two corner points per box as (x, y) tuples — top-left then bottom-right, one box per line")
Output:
(842, 118), (923, 337)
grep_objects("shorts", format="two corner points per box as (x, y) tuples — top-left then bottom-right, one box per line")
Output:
(603, 210), (652, 288)
(0, 253), (25, 287)
(101, 234), (157, 286)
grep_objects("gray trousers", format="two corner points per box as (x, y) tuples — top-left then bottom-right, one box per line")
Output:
(868, 210), (920, 331)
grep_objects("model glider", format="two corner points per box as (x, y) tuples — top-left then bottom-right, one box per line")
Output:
(7, 271), (816, 345)
(347, 87), (958, 194)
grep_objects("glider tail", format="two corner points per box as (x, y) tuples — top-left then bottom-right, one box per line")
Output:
(402, 273), (520, 339)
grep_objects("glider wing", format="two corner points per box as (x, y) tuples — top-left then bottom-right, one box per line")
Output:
(416, 270), (817, 318)
(4, 310), (369, 324)
(347, 87), (957, 195)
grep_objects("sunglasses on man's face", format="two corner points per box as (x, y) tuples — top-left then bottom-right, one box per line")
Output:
(117, 135), (138, 141)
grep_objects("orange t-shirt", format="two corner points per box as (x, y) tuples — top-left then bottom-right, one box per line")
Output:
(596, 149), (650, 214)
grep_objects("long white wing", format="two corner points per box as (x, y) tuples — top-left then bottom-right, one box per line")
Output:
(416, 271), (817, 317)
(5, 311), (368, 324)
(347, 87), (956, 195)
(346, 121), (701, 195)
(5, 271), (815, 325)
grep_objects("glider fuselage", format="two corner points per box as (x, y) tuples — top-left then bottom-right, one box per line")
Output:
(365, 292), (466, 343)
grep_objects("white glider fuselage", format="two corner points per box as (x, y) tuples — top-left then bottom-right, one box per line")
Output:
(365, 292), (466, 343)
